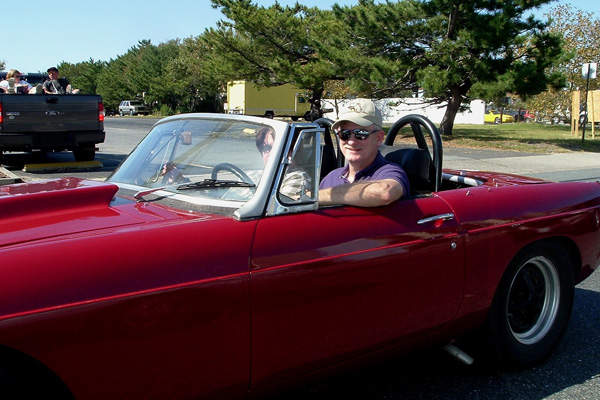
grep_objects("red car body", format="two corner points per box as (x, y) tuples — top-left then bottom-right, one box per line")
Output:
(0, 114), (598, 399)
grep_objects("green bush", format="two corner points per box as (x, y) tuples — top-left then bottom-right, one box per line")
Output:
(159, 104), (175, 116)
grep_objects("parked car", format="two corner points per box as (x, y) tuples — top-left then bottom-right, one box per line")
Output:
(512, 109), (535, 122)
(484, 110), (515, 124)
(0, 113), (598, 399)
(118, 100), (150, 116)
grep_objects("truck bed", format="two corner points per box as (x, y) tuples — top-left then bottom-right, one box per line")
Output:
(0, 94), (105, 161)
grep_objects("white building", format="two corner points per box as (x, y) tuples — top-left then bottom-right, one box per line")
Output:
(322, 98), (486, 125)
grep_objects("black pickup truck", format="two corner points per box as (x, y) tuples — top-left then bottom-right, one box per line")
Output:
(0, 73), (105, 162)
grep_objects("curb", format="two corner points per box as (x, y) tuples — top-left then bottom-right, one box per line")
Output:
(22, 160), (103, 173)
(0, 167), (23, 185)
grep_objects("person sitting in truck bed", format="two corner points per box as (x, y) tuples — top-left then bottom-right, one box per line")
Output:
(43, 66), (79, 94)
(0, 69), (37, 94)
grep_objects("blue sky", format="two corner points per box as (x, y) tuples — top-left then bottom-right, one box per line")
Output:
(2, 0), (597, 74)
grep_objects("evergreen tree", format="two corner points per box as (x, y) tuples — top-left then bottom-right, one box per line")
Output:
(202, 0), (342, 119)
(329, 0), (566, 135)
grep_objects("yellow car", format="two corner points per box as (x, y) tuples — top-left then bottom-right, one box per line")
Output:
(485, 110), (514, 124)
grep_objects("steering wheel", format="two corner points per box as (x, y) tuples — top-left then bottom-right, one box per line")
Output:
(384, 114), (443, 192)
(211, 163), (254, 184)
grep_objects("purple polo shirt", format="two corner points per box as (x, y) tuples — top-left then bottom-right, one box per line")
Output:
(320, 152), (410, 196)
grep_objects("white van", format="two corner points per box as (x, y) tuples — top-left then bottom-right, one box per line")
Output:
(118, 100), (150, 116)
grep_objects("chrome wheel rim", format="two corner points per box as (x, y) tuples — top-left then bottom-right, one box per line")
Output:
(506, 256), (560, 345)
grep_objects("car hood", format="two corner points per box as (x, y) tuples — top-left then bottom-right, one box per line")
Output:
(0, 178), (196, 248)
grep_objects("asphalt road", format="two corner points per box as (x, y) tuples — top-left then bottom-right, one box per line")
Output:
(2, 117), (599, 400)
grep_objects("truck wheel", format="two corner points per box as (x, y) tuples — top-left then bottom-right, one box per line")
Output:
(304, 111), (312, 121)
(130, 110), (134, 116)
(290, 116), (299, 121)
(73, 147), (96, 162)
(264, 111), (274, 119)
(119, 111), (124, 117)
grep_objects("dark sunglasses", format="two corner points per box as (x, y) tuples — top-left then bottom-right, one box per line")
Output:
(337, 129), (379, 141)
(259, 143), (273, 154)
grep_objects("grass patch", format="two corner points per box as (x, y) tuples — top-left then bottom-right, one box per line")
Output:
(387, 122), (600, 153)
(445, 122), (600, 153)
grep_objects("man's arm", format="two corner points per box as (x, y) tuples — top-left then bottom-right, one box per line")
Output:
(42, 81), (52, 94)
(318, 178), (404, 207)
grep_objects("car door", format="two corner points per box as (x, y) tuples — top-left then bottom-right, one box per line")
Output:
(249, 195), (464, 388)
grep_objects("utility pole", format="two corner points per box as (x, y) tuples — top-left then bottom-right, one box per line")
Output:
(581, 62), (597, 143)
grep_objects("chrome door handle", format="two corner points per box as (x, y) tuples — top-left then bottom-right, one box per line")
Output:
(417, 213), (455, 225)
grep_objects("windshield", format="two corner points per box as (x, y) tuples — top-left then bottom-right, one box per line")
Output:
(109, 117), (283, 204)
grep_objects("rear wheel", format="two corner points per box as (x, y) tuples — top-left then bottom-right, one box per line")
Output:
(264, 111), (274, 119)
(73, 146), (96, 162)
(494, 117), (501, 124)
(129, 110), (134, 116)
(486, 241), (575, 367)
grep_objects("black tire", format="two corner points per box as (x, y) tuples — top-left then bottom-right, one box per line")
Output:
(129, 110), (134, 116)
(0, 366), (41, 400)
(494, 117), (501, 124)
(486, 241), (575, 367)
(119, 111), (124, 117)
(0, 369), (73, 399)
(290, 116), (299, 121)
(0, 350), (74, 400)
(73, 147), (96, 162)
(264, 111), (274, 119)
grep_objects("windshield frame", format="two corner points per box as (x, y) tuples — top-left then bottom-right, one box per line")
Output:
(108, 113), (295, 216)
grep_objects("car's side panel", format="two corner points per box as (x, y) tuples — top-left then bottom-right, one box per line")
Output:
(436, 182), (600, 320)
(250, 196), (463, 388)
(0, 212), (255, 400)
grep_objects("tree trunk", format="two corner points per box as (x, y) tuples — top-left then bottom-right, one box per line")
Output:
(439, 86), (463, 136)
(309, 86), (324, 121)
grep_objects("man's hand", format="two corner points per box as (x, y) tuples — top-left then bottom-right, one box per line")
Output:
(319, 179), (404, 207)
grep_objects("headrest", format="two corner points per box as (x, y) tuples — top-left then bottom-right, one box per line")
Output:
(384, 148), (431, 191)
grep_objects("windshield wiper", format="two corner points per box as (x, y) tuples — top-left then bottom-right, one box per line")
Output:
(177, 179), (255, 190)
(134, 186), (169, 202)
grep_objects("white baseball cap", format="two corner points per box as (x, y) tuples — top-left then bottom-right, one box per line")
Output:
(332, 98), (383, 131)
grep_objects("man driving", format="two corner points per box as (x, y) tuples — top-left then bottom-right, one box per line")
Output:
(319, 99), (409, 207)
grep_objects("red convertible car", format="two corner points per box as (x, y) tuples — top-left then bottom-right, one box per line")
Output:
(0, 113), (599, 399)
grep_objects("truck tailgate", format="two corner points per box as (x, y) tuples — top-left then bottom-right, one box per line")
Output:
(1, 95), (102, 133)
